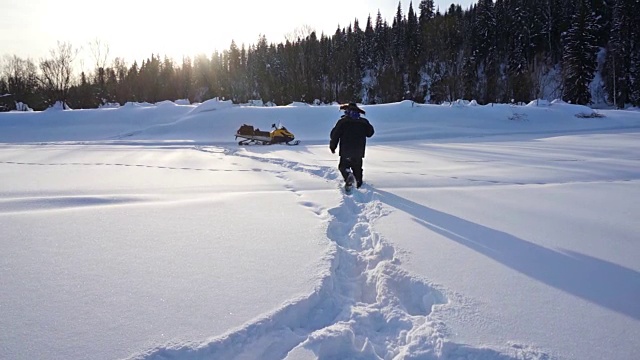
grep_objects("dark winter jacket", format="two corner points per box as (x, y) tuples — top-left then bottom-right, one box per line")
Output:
(329, 115), (375, 158)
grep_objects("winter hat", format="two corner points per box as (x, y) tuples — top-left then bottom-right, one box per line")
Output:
(340, 102), (366, 114)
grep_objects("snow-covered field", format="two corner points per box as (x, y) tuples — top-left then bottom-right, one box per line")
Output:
(1, 100), (639, 360)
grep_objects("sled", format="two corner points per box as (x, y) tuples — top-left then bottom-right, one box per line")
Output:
(235, 123), (300, 146)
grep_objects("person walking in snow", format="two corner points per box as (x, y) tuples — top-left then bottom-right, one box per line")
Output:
(329, 102), (375, 189)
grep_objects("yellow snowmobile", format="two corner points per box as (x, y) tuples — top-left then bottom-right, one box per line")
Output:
(235, 123), (300, 145)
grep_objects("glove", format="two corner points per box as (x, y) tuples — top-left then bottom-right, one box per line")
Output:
(330, 146), (336, 154)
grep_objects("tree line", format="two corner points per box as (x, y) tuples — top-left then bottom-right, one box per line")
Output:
(1, 0), (639, 111)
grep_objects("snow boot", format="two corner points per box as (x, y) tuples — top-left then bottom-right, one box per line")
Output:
(345, 172), (356, 194)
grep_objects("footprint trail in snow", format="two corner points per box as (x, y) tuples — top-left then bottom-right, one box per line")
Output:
(135, 147), (549, 360)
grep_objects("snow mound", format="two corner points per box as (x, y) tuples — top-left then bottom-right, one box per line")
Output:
(188, 98), (233, 114)
(45, 101), (72, 111)
(15, 102), (33, 111)
(243, 99), (265, 107)
(398, 100), (416, 107)
(121, 102), (154, 108)
(155, 100), (177, 108)
(550, 102), (600, 116)
(174, 99), (190, 105)
(286, 102), (310, 107)
(99, 103), (121, 109)
(450, 99), (470, 107)
(526, 99), (551, 107)
(468, 100), (479, 106)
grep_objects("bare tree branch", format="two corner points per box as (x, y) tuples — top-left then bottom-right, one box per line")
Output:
(38, 41), (78, 107)
(285, 25), (316, 43)
(89, 38), (110, 70)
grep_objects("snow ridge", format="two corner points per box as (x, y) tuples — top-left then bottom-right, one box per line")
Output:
(131, 148), (549, 360)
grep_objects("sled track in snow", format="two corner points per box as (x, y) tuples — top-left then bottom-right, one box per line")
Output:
(132, 147), (550, 360)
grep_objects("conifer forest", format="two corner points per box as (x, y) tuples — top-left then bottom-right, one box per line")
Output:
(1, 0), (639, 110)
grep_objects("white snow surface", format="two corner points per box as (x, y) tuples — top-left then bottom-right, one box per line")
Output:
(1, 100), (639, 360)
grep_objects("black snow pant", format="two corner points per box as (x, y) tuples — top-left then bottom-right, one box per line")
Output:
(338, 157), (363, 185)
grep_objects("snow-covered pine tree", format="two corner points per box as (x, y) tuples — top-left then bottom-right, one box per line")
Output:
(417, 0), (437, 102)
(475, 0), (500, 103)
(605, 0), (634, 107)
(628, 0), (640, 106)
(303, 32), (324, 103)
(374, 10), (388, 70)
(562, 0), (599, 105)
(632, 0), (640, 105)
(369, 11), (389, 103)
(506, 0), (533, 103)
(418, 0), (436, 62)
(392, 1), (406, 69)
(346, 20), (364, 102)
(389, 1), (407, 99)
(361, 16), (376, 103)
(406, 2), (422, 100)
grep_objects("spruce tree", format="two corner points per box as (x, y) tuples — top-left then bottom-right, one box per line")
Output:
(347, 20), (364, 102)
(250, 36), (271, 102)
(505, 0), (533, 103)
(475, 0), (500, 103)
(441, 5), (465, 101)
(371, 11), (390, 103)
(562, 0), (599, 104)
(406, 2), (421, 100)
(606, 0), (632, 107)
(227, 41), (242, 102)
(179, 57), (193, 102)
(417, 0), (437, 102)
(126, 61), (139, 102)
(418, 0), (435, 23)
(631, 0), (640, 105)
(361, 16), (376, 103)
(303, 31), (323, 103)
(363, 15), (375, 71)
(392, 1), (406, 68)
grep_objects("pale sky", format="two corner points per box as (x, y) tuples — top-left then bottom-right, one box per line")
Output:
(1, 0), (475, 70)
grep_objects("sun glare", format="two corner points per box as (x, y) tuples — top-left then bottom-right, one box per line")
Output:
(106, 1), (299, 62)
(10, 0), (446, 67)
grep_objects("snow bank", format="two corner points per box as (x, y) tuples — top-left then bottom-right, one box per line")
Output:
(549, 101), (602, 117)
